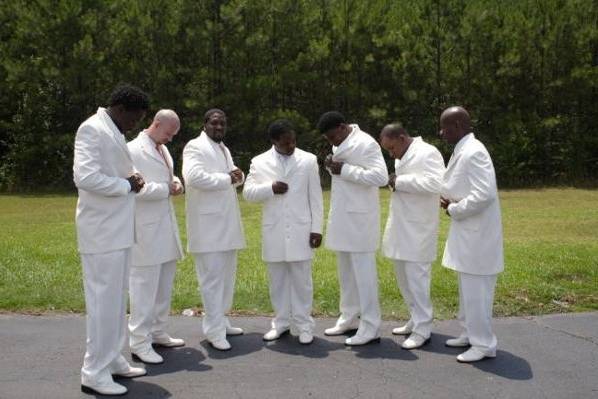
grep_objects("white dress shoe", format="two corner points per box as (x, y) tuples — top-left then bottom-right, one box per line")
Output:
(81, 381), (127, 396)
(299, 332), (313, 345)
(209, 338), (232, 351)
(392, 324), (413, 336)
(324, 325), (357, 336)
(445, 336), (470, 347)
(226, 326), (244, 336)
(457, 347), (496, 363)
(152, 335), (185, 347)
(345, 335), (381, 346)
(263, 328), (289, 341)
(111, 365), (147, 378)
(401, 333), (430, 350)
(132, 347), (164, 364)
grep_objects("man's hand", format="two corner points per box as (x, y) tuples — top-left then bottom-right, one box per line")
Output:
(230, 168), (244, 184)
(272, 181), (289, 194)
(440, 196), (452, 216)
(309, 232), (322, 248)
(387, 173), (397, 191)
(127, 173), (145, 193)
(324, 154), (344, 175)
(169, 181), (184, 196)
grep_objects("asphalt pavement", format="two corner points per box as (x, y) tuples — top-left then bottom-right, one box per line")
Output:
(0, 312), (596, 399)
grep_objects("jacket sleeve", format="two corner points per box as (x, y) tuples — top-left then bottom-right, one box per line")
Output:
(308, 158), (324, 234)
(135, 181), (170, 200)
(395, 148), (445, 194)
(447, 150), (497, 220)
(242, 160), (274, 202)
(73, 124), (130, 196)
(182, 142), (232, 191)
(338, 142), (389, 187)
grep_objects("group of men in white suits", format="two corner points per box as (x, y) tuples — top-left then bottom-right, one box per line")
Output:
(73, 83), (503, 395)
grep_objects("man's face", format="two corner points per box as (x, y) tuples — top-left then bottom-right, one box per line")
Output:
(439, 116), (460, 145)
(322, 124), (347, 147)
(380, 134), (408, 160)
(273, 131), (296, 156)
(204, 113), (226, 142)
(155, 120), (180, 145)
(119, 108), (146, 133)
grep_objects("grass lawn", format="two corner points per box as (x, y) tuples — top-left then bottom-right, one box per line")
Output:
(0, 188), (596, 320)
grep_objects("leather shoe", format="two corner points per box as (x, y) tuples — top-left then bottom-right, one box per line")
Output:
(392, 324), (413, 336)
(111, 365), (147, 379)
(226, 326), (244, 336)
(263, 328), (289, 341)
(324, 325), (357, 336)
(345, 335), (380, 346)
(401, 333), (430, 350)
(445, 336), (470, 347)
(81, 381), (127, 396)
(209, 338), (231, 351)
(298, 332), (313, 345)
(153, 335), (185, 347)
(457, 347), (496, 363)
(132, 347), (164, 364)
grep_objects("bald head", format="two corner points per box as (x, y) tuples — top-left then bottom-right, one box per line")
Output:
(147, 109), (180, 145)
(439, 106), (471, 145)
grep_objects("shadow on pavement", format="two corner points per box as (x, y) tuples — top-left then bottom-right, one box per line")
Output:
(472, 350), (533, 380)
(200, 332), (265, 359)
(263, 334), (346, 358)
(142, 346), (213, 376)
(348, 337), (418, 360)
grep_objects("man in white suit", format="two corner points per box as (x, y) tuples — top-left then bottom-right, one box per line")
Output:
(380, 123), (445, 350)
(243, 119), (323, 345)
(318, 111), (388, 346)
(182, 108), (246, 351)
(127, 109), (186, 364)
(73, 85), (149, 396)
(439, 106), (504, 363)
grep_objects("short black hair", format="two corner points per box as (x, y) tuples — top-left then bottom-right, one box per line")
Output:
(108, 84), (150, 111)
(316, 111), (346, 133)
(204, 108), (226, 123)
(381, 123), (409, 139)
(268, 119), (295, 141)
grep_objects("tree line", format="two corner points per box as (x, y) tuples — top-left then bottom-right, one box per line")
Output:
(1, 0), (597, 191)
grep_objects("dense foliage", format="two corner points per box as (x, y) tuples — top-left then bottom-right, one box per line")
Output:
(1, 0), (596, 191)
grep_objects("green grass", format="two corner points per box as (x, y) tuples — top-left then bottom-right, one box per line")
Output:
(1, 189), (597, 320)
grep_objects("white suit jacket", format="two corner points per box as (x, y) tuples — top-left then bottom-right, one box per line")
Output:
(243, 147), (323, 262)
(182, 132), (246, 253)
(441, 133), (504, 275)
(73, 107), (136, 254)
(127, 131), (184, 266)
(325, 125), (388, 252)
(382, 137), (445, 262)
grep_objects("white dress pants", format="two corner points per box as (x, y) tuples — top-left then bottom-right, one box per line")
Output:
(128, 260), (177, 352)
(193, 250), (237, 342)
(333, 251), (381, 339)
(267, 260), (314, 335)
(456, 272), (498, 354)
(394, 260), (433, 338)
(80, 249), (132, 386)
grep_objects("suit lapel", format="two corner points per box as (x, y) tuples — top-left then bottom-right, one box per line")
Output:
(97, 108), (132, 162)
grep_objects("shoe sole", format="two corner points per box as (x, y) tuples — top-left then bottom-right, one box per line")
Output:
(345, 337), (381, 346)
(152, 342), (185, 348)
(132, 353), (164, 364)
(263, 329), (290, 341)
(324, 328), (358, 336)
(226, 331), (244, 336)
(401, 337), (431, 350)
(445, 342), (471, 348)
(456, 353), (496, 363)
(81, 385), (127, 396)
(392, 330), (412, 336)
